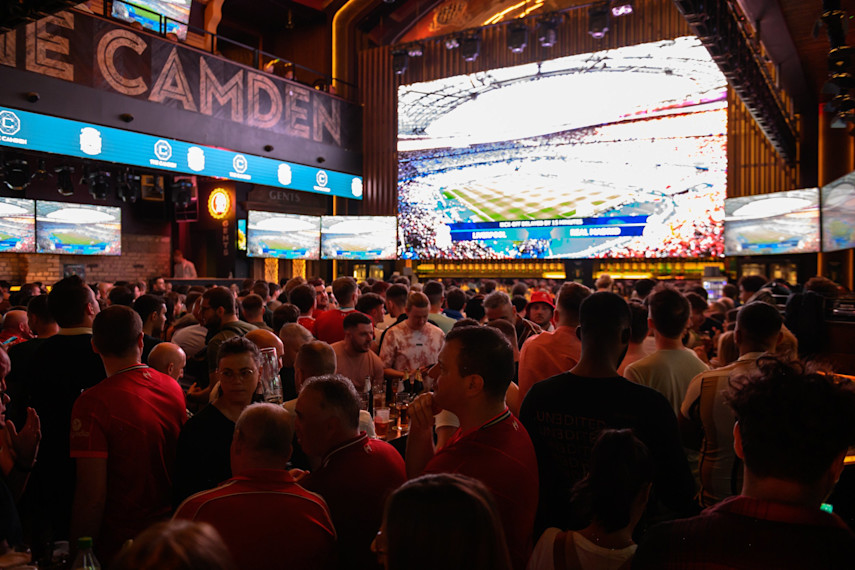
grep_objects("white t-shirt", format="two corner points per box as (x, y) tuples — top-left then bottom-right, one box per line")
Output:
(527, 528), (636, 570)
(624, 348), (709, 416)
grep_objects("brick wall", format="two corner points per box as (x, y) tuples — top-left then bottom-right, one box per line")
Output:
(0, 234), (171, 285)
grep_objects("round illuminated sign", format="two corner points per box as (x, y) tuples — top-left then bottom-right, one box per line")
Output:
(208, 188), (231, 219)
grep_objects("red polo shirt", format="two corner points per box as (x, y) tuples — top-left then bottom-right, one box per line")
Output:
(174, 468), (336, 570)
(312, 308), (357, 344)
(301, 433), (406, 570)
(70, 364), (186, 563)
(423, 409), (539, 570)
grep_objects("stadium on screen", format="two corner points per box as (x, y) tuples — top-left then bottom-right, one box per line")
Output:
(397, 36), (727, 260)
(247, 210), (321, 260)
(821, 170), (855, 253)
(36, 201), (122, 256)
(724, 189), (820, 256)
(0, 197), (35, 253)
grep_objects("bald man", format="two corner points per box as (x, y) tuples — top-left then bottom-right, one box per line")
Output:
(174, 404), (335, 570)
(245, 329), (284, 365)
(0, 311), (32, 346)
(279, 323), (313, 401)
(246, 329), (287, 401)
(148, 342), (187, 384)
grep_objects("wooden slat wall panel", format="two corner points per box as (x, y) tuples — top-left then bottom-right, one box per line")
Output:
(360, 0), (795, 215)
(359, 45), (399, 216)
(727, 87), (799, 197)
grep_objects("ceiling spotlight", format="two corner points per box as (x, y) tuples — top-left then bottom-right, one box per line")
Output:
(537, 17), (559, 48)
(392, 49), (409, 75)
(588, 3), (610, 39)
(508, 23), (528, 54)
(118, 169), (140, 203)
(611, 0), (633, 17)
(829, 46), (855, 71)
(3, 159), (30, 191)
(88, 171), (112, 200)
(79, 164), (90, 186)
(55, 165), (75, 196)
(408, 43), (424, 57)
(285, 8), (295, 30)
(444, 36), (459, 50)
(173, 178), (194, 208)
(830, 72), (855, 90)
(460, 34), (481, 62)
(31, 158), (50, 181)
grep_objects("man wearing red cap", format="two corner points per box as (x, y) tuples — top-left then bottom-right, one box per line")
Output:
(525, 291), (556, 332)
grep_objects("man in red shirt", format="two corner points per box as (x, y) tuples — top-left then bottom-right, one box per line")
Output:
(69, 305), (186, 564)
(0, 310), (32, 346)
(313, 277), (359, 344)
(174, 403), (336, 570)
(295, 374), (405, 569)
(407, 325), (539, 570)
(289, 283), (318, 332)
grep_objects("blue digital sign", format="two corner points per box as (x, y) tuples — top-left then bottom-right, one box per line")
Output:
(444, 215), (648, 258)
(0, 107), (362, 200)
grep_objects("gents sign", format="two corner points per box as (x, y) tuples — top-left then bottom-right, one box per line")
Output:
(0, 10), (359, 150)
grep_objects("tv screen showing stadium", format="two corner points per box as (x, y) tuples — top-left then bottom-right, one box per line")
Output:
(724, 188), (820, 256)
(0, 197), (35, 253)
(36, 201), (122, 256)
(821, 170), (855, 252)
(321, 216), (397, 260)
(397, 36), (727, 259)
(247, 210), (320, 260)
(111, 0), (192, 40)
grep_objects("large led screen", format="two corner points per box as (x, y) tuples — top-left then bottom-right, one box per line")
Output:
(247, 211), (320, 260)
(724, 188), (820, 256)
(821, 171), (855, 252)
(397, 36), (727, 259)
(0, 198), (35, 253)
(112, 0), (191, 40)
(321, 216), (397, 260)
(36, 202), (121, 256)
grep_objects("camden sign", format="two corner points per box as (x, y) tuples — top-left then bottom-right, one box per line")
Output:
(0, 10), (359, 151)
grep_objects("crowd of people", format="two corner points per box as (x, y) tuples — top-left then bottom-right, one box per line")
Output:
(0, 270), (852, 569)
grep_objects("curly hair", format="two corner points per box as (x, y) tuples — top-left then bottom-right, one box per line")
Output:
(726, 357), (855, 484)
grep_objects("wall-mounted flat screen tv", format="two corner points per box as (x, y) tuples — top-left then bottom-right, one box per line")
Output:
(36, 201), (122, 256)
(111, 0), (192, 40)
(724, 188), (820, 256)
(821, 171), (855, 252)
(247, 211), (320, 259)
(397, 36), (727, 259)
(0, 197), (35, 253)
(321, 216), (397, 260)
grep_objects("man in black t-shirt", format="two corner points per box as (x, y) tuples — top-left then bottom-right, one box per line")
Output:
(519, 292), (696, 536)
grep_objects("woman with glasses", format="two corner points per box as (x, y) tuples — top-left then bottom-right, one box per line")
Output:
(173, 337), (261, 506)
